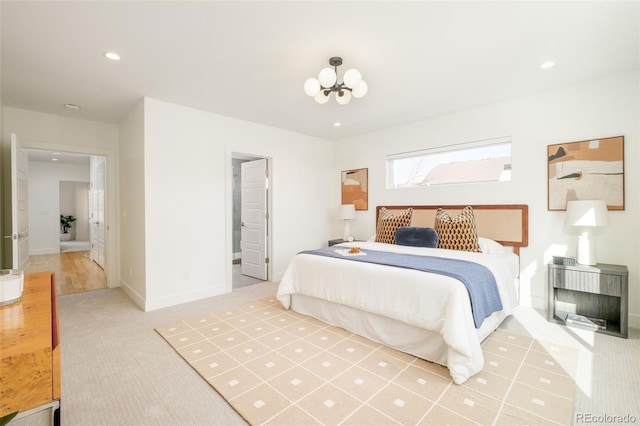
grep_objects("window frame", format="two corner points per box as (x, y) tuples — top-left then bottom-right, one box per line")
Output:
(385, 136), (512, 189)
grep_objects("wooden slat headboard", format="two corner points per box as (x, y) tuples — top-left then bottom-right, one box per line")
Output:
(376, 204), (528, 254)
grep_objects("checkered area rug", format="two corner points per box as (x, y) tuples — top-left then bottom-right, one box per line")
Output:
(156, 297), (577, 425)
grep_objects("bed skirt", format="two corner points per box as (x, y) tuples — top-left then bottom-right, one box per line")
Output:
(290, 294), (508, 381)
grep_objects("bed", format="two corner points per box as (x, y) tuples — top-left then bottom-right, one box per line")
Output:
(277, 204), (528, 384)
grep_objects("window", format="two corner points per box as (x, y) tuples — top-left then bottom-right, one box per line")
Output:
(386, 136), (511, 188)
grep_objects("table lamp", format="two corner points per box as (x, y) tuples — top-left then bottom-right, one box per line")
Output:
(565, 200), (608, 265)
(340, 204), (356, 241)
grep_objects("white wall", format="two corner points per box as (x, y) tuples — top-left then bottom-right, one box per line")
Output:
(73, 182), (89, 241)
(60, 180), (90, 241)
(334, 71), (640, 328)
(118, 100), (147, 307)
(2, 107), (119, 151)
(135, 98), (333, 311)
(29, 161), (89, 254)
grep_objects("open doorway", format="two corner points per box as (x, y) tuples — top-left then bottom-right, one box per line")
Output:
(23, 148), (109, 295)
(232, 153), (270, 289)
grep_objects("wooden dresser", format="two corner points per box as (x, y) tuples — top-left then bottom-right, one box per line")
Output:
(0, 272), (61, 424)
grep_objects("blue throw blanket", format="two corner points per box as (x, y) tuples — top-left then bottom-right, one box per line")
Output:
(301, 247), (502, 328)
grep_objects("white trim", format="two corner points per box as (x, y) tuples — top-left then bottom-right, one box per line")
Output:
(226, 147), (274, 290)
(386, 135), (512, 160)
(16, 140), (118, 289)
(143, 282), (226, 312)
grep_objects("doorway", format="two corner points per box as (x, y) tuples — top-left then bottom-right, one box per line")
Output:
(232, 154), (270, 289)
(23, 148), (109, 295)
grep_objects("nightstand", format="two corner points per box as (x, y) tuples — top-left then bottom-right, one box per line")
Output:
(547, 262), (628, 338)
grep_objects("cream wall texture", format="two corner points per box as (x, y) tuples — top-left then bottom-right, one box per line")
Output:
(127, 98), (334, 311)
(2, 71), (638, 329)
(333, 71), (639, 327)
(118, 99), (147, 309)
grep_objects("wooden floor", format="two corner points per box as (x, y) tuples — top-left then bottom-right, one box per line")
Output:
(26, 251), (107, 296)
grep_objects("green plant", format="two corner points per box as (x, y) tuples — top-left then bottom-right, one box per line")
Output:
(60, 215), (77, 234)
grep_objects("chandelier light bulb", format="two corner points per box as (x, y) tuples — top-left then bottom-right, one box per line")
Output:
(335, 90), (352, 105)
(314, 91), (330, 104)
(352, 80), (368, 98)
(343, 69), (362, 89)
(305, 57), (367, 104)
(304, 78), (321, 96)
(318, 67), (337, 87)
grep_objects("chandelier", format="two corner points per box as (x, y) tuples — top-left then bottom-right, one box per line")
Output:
(304, 57), (368, 105)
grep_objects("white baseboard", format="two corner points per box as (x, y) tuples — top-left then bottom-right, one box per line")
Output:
(629, 313), (640, 330)
(143, 282), (228, 312)
(29, 248), (60, 255)
(118, 278), (145, 311)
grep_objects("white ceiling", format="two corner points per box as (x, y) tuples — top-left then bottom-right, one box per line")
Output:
(2, 1), (639, 142)
(24, 148), (90, 165)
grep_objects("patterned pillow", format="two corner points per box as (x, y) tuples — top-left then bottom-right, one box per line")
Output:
(434, 206), (482, 252)
(375, 208), (413, 244)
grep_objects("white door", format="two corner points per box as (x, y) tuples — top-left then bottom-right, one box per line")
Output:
(240, 159), (268, 280)
(9, 134), (30, 271)
(89, 155), (106, 269)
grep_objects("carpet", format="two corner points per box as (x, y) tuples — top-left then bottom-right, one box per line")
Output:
(156, 297), (577, 425)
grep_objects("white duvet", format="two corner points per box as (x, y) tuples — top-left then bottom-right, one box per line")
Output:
(277, 241), (519, 384)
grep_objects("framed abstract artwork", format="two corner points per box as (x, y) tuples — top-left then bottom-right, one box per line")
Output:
(547, 136), (624, 210)
(341, 168), (368, 210)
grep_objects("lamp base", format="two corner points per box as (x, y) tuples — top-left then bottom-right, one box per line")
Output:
(576, 230), (596, 265)
(343, 220), (353, 241)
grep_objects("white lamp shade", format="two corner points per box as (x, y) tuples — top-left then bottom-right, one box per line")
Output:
(314, 91), (330, 104)
(304, 78), (321, 96)
(339, 204), (356, 219)
(335, 90), (352, 105)
(565, 200), (608, 227)
(343, 68), (362, 89)
(318, 67), (337, 87)
(351, 80), (368, 98)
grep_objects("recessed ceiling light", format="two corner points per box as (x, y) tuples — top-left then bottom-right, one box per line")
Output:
(104, 52), (121, 61)
(64, 103), (81, 110)
(52, 158), (59, 162)
(333, 122), (342, 127)
(540, 61), (555, 69)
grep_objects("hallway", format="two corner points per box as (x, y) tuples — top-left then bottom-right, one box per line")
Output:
(26, 250), (107, 296)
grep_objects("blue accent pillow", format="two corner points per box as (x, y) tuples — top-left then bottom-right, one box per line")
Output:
(395, 227), (439, 248)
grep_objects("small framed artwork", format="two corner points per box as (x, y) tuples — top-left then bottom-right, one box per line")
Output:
(547, 136), (624, 210)
(341, 168), (368, 210)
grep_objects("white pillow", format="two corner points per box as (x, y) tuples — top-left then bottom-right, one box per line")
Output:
(478, 237), (509, 254)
